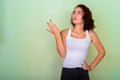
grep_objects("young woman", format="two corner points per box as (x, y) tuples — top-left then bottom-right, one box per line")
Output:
(47, 4), (105, 80)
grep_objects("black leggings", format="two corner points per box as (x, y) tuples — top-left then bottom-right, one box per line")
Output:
(61, 67), (90, 80)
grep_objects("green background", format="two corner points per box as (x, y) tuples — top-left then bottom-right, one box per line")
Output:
(0, 0), (120, 80)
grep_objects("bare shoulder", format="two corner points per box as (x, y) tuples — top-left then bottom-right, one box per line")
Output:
(89, 29), (98, 41)
(89, 29), (97, 36)
(60, 29), (68, 40)
(60, 29), (69, 34)
(60, 29), (69, 36)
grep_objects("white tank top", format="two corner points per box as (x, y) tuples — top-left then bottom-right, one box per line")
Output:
(63, 28), (91, 68)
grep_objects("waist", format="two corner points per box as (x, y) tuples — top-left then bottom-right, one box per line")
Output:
(63, 57), (85, 68)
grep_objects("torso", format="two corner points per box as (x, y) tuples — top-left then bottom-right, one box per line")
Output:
(61, 28), (91, 68)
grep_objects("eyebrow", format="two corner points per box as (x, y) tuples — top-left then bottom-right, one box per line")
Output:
(74, 9), (83, 12)
(73, 10), (84, 13)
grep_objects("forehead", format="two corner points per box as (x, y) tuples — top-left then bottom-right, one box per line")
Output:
(74, 7), (83, 12)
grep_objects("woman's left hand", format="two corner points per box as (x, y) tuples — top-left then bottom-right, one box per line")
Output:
(81, 61), (91, 71)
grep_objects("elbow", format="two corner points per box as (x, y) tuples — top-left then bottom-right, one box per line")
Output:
(60, 55), (65, 58)
(57, 50), (66, 58)
(59, 52), (66, 58)
(57, 48), (66, 58)
(100, 49), (106, 57)
(103, 50), (106, 57)
(103, 48), (106, 56)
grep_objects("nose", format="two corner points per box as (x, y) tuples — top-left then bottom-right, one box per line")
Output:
(73, 13), (77, 18)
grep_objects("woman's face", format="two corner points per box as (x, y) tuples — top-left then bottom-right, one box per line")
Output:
(72, 7), (84, 25)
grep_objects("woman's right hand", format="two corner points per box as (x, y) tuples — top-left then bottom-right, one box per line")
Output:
(47, 20), (60, 36)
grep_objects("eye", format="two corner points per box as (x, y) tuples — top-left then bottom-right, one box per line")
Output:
(78, 11), (81, 14)
(72, 11), (75, 14)
(78, 11), (82, 14)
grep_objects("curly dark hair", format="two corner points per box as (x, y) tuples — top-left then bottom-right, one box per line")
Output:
(71, 4), (95, 31)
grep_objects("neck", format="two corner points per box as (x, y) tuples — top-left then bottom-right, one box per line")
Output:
(73, 23), (84, 32)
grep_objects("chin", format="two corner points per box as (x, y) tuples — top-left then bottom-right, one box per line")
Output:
(73, 22), (79, 24)
(72, 21), (77, 23)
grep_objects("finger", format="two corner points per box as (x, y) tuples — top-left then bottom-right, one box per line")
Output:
(47, 29), (52, 33)
(50, 19), (54, 25)
(82, 66), (88, 70)
(83, 65), (90, 70)
(47, 22), (52, 29)
(83, 61), (88, 66)
(83, 61), (87, 64)
(81, 61), (86, 66)
(82, 66), (87, 70)
(50, 19), (56, 27)
(81, 62), (89, 70)
(47, 20), (55, 28)
(81, 63), (85, 68)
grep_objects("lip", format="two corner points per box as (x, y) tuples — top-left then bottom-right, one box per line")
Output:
(73, 18), (77, 21)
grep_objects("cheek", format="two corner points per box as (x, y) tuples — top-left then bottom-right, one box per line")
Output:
(77, 16), (84, 22)
(79, 15), (84, 19)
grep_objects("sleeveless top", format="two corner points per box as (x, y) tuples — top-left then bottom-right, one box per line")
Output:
(63, 28), (91, 68)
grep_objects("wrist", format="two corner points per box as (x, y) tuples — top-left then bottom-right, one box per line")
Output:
(55, 32), (60, 37)
(89, 65), (93, 71)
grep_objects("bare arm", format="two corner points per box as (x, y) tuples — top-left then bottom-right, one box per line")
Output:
(90, 30), (105, 70)
(82, 30), (106, 71)
(89, 30), (106, 70)
(47, 20), (66, 58)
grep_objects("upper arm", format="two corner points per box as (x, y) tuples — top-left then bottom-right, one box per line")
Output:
(89, 30), (105, 53)
(60, 29), (68, 46)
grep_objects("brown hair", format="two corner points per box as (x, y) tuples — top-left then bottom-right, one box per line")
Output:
(71, 4), (95, 31)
